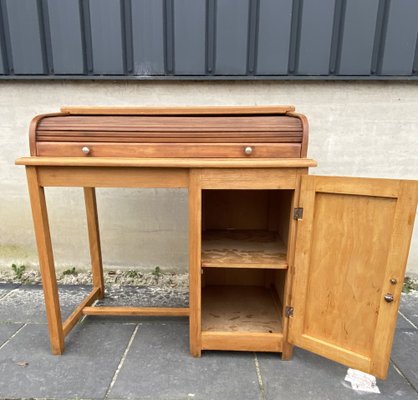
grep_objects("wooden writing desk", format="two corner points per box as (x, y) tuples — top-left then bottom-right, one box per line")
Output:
(15, 156), (315, 357)
(16, 106), (418, 380)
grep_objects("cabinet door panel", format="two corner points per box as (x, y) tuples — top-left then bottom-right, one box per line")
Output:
(289, 176), (418, 379)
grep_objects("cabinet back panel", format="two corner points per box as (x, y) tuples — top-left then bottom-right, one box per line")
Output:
(202, 190), (293, 233)
(203, 190), (269, 230)
(203, 268), (267, 286)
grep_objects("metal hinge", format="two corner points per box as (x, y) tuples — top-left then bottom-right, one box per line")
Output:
(285, 306), (294, 317)
(293, 207), (303, 220)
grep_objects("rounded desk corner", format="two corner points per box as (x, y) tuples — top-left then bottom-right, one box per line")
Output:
(15, 157), (29, 166)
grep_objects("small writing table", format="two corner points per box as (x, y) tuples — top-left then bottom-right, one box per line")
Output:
(15, 156), (315, 356)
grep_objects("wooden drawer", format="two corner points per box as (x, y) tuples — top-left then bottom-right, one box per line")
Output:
(36, 142), (302, 158)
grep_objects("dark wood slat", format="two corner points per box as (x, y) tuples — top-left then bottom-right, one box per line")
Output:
(37, 130), (302, 139)
(37, 115), (303, 132)
(37, 136), (302, 143)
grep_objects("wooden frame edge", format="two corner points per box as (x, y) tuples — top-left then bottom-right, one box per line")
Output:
(15, 157), (319, 169)
(82, 306), (190, 317)
(29, 112), (69, 156)
(62, 287), (101, 337)
(60, 105), (296, 115)
(287, 112), (309, 158)
(201, 331), (283, 352)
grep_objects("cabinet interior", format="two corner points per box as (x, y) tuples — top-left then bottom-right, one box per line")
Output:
(201, 189), (293, 335)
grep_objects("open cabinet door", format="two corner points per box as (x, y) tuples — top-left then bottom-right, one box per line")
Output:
(288, 176), (418, 379)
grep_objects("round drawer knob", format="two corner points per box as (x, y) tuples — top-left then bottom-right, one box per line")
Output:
(244, 146), (253, 155)
(81, 146), (90, 155)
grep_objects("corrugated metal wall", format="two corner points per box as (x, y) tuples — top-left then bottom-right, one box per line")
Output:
(0, 0), (417, 79)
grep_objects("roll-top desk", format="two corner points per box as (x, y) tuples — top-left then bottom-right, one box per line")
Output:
(16, 106), (418, 380)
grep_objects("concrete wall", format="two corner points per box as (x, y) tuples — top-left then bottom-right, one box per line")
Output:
(0, 80), (417, 274)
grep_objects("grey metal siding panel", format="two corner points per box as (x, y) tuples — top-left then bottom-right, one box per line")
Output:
(173, 0), (206, 75)
(5, 0), (44, 74)
(215, 0), (250, 75)
(297, 0), (335, 75)
(339, 0), (379, 75)
(381, 0), (418, 75)
(131, 0), (165, 75)
(0, 42), (4, 74)
(256, 0), (292, 75)
(89, 0), (124, 74)
(0, 0), (417, 79)
(47, 0), (84, 74)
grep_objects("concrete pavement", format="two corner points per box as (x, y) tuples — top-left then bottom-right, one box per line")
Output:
(0, 284), (417, 400)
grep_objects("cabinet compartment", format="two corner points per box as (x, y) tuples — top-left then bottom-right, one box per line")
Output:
(201, 268), (286, 352)
(199, 189), (292, 352)
(201, 189), (293, 269)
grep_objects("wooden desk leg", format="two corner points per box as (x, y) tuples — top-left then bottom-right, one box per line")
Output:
(84, 188), (105, 299)
(26, 167), (64, 355)
(189, 170), (202, 357)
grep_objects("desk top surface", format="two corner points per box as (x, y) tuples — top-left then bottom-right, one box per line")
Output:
(16, 157), (317, 169)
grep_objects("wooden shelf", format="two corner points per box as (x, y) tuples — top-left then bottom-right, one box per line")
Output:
(201, 285), (282, 333)
(201, 230), (288, 269)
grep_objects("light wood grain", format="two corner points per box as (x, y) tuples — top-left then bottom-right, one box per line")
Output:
(370, 180), (418, 378)
(201, 331), (283, 352)
(202, 286), (282, 333)
(60, 105), (295, 115)
(198, 168), (298, 189)
(37, 167), (188, 188)
(36, 142), (302, 159)
(63, 287), (101, 336)
(16, 157), (318, 169)
(84, 188), (104, 298)
(289, 175), (418, 379)
(26, 167), (64, 354)
(202, 230), (287, 269)
(189, 169), (202, 356)
(279, 178), (302, 360)
(82, 306), (189, 316)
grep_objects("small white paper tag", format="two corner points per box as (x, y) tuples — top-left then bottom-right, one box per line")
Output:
(345, 368), (380, 394)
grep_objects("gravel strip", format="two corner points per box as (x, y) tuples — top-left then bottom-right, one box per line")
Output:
(0, 268), (189, 289)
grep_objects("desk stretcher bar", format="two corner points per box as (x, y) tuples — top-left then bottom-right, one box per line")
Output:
(61, 288), (189, 339)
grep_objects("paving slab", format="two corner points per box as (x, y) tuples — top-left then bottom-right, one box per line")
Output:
(0, 283), (20, 299)
(257, 348), (417, 400)
(109, 320), (261, 400)
(0, 284), (92, 323)
(397, 311), (417, 330)
(391, 329), (418, 393)
(400, 293), (418, 328)
(0, 323), (23, 347)
(0, 321), (136, 399)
